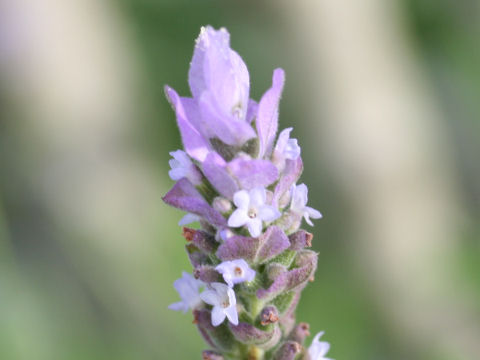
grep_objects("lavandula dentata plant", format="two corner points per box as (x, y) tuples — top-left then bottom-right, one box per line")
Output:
(164, 26), (332, 360)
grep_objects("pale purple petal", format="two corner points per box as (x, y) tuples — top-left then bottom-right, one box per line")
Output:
(178, 213), (200, 226)
(256, 68), (285, 157)
(309, 332), (332, 360)
(162, 178), (227, 227)
(306, 206), (322, 220)
(305, 206), (322, 226)
(228, 209), (249, 228)
(188, 26), (256, 146)
(258, 205), (280, 222)
(246, 99), (258, 124)
(249, 187), (266, 208)
(244, 267), (256, 282)
(233, 190), (250, 210)
(291, 183), (308, 211)
(164, 86), (211, 162)
(168, 167), (187, 181)
(224, 306), (239, 326)
(247, 217), (263, 237)
(202, 152), (238, 199)
(226, 286), (237, 307)
(200, 289), (220, 306)
(275, 127), (293, 154)
(168, 301), (187, 313)
(189, 27), (249, 120)
(170, 272), (203, 313)
(228, 158), (278, 190)
(211, 306), (227, 326)
(272, 157), (303, 207)
(198, 92), (256, 146)
(284, 138), (301, 160)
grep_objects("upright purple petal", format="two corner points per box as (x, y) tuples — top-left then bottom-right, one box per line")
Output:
(189, 26), (249, 117)
(164, 86), (211, 162)
(229, 322), (281, 348)
(202, 153), (239, 199)
(162, 178), (227, 227)
(188, 26), (255, 146)
(246, 99), (258, 124)
(228, 158), (278, 190)
(199, 92), (256, 146)
(256, 68), (285, 158)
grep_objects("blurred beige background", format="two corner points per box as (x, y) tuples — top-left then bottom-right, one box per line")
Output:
(1, 0), (479, 359)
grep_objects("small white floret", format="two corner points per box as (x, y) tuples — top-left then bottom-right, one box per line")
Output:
(200, 282), (238, 326)
(290, 183), (322, 226)
(215, 259), (256, 288)
(228, 187), (281, 237)
(308, 331), (333, 360)
(168, 150), (202, 185)
(168, 272), (204, 313)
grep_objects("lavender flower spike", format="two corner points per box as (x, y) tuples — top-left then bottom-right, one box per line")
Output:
(163, 26), (331, 359)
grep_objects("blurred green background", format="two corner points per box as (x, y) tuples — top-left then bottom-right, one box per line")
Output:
(0, 0), (479, 359)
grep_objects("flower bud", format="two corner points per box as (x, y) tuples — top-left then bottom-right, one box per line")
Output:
(184, 228), (217, 254)
(260, 306), (279, 326)
(288, 230), (313, 251)
(288, 322), (310, 345)
(229, 322), (281, 350)
(193, 309), (235, 352)
(194, 265), (223, 283)
(273, 341), (302, 360)
(186, 243), (209, 267)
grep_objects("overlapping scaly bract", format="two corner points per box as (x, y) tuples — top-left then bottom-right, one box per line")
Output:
(163, 26), (331, 360)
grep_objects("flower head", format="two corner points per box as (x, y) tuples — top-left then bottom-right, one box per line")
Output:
(228, 187), (281, 237)
(308, 332), (332, 360)
(215, 259), (256, 287)
(168, 150), (202, 185)
(168, 272), (204, 313)
(200, 282), (238, 326)
(290, 183), (322, 226)
(275, 127), (301, 161)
